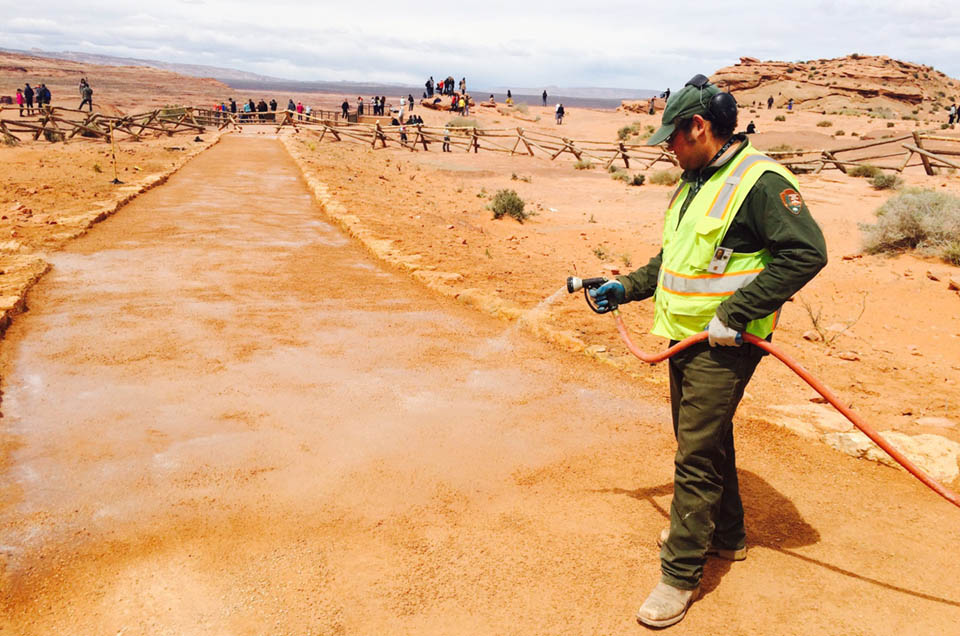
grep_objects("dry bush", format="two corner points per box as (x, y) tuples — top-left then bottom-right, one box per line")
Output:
(871, 173), (902, 190)
(849, 164), (882, 178)
(611, 170), (630, 182)
(489, 189), (530, 223)
(574, 159), (594, 170)
(446, 117), (479, 129)
(816, 120), (833, 127)
(649, 170), (681, 186)
(774, 115), (786, 121)
(860, 188), (960, 263)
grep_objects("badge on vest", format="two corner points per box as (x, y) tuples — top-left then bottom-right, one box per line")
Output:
(708, 247), (734, 274)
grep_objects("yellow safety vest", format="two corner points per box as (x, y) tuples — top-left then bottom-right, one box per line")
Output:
(652, 143), (799, 340)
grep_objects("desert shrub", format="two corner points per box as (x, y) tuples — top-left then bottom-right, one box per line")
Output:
(630, 174), (646, 186)
(902, 114), (918, 120)
(774, 115), (786, 121)
(886, 122), (896, 128)
(617, 125), (633, 141)
(871, 173), (902, 190)
(835, 130), (846, 136)
(607, 164), (619, 173)
(489, 189), (529, 222)
(511, 173), (532, 183)
(446, 117), (479, 129)
(944, 242), (960, 266)
(514, 102), (529, 114)
(860, 188), (960, 263)
(92, 163), (103, 173)
(816, 120), (833, 127)
(942, 123), (952, 130)
(574, 159), (594, 170)
(871, 107), (896, 119)
(593, 245), (610, 260)
(852, 131), (860, 136)
(849, 164), (882, 178)
(611, 170), (630, 182)
(649, 170), (681, 186)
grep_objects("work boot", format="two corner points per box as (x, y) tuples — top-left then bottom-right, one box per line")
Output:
(657, 527), (747, 562)
(636, 581), (699, 628)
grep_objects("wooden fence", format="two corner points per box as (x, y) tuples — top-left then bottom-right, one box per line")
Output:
(279, 115), (679, 169)
(765, 131), (960, 175)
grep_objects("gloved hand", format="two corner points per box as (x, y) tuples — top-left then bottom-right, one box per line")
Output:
(707, 314), (741, 347)
(589, 280), (626, 310)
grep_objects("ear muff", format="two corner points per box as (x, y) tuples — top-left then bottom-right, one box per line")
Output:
(707, 91), (738, 129)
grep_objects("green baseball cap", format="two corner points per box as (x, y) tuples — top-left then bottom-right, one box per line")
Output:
(646, 77), (721, 145)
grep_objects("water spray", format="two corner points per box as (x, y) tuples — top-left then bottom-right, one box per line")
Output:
(568, 276), (960, 510)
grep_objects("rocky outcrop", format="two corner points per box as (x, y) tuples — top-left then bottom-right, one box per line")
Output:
(711, 54), (959, 115)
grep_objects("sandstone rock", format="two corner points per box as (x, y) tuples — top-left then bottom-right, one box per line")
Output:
(926, 270), (941, 281)
(914, 416), (956, 429)
(824, 431), (960, 482)
(802, 330), (822, 342)
(948, 277), (959, 291)
(837, 351), (860, 361)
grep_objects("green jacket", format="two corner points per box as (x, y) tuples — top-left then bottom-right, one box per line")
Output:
(617, 137), (828, 333)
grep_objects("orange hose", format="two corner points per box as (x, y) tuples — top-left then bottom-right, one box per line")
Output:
(612, 311), (960, 510)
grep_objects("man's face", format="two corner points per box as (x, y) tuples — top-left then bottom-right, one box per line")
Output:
(666, 115), (713, 171)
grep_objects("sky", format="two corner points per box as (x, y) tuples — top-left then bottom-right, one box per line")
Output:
(3, 0), (960, 92)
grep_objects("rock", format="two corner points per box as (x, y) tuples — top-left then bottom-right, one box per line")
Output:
(926, 270), (940, 281)
(914, 416), (956, 429)
(824, 431), (960, 482)
(841, 253), (862, 260)
(948, 277), (960, 291)
(837, 351), (860, 361)
(802, 330), (822, 342)
(584, 344), (607, 355)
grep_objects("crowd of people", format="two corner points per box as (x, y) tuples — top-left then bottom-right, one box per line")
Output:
(13, 81), (54, 116)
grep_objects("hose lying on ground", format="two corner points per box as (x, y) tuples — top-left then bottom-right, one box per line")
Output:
(611, 310), (960, 510)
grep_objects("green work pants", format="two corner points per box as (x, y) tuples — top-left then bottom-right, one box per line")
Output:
(660, 341), (764, 590)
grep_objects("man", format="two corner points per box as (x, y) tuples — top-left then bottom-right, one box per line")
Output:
(542, 89), (548, 106)
(24, 83), (34, 115)
(589, 75), (827, 627)
(79, 82), (93, 111)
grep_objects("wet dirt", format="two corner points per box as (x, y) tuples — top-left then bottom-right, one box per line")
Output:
(1, 135), (959, 635)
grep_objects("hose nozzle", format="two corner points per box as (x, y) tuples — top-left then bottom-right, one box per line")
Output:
(566, 276), (607, 294)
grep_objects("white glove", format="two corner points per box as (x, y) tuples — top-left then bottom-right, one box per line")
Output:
(707, 314), (741, 347)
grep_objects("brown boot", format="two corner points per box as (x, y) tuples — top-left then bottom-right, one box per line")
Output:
(657, 527), (747, 561)
(636, 581), (699, 628)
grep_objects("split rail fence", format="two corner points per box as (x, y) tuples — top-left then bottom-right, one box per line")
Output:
(5, 104), (959, 178)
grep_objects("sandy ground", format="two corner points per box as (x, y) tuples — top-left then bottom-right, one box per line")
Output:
(1, 134), (959, 635)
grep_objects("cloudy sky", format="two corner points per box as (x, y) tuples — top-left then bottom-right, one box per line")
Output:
(3, 0), (960, 91)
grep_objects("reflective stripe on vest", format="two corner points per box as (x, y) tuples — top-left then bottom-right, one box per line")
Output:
(705, 154), (780, 220)
(660, 267), (763, 296)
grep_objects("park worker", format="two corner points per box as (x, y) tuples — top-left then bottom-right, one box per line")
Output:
(588, 74), (827, 628)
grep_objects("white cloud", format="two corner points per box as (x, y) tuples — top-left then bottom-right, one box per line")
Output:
(1, 0), (958, 91)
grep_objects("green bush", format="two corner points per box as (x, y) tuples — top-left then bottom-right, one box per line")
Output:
(887, 122), (896, 128)
(611, 170), (630, 182)
(849, 164), (882, 178)
(607, 164), (619, 173)
(871, 173), (902, 190)
(630, 174), (646, 186)
(489, 189), (530, 223)
(649, 170), (681, 186)
(774, 115), (786, 121)
(816, 120), (833, 127)
(574, 159), (594, 170)
(860, 188), (960, 263)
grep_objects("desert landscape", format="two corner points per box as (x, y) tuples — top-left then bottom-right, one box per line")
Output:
(1, 50), (960, 634)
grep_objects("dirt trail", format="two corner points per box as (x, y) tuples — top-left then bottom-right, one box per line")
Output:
(1, 135), (958, 635)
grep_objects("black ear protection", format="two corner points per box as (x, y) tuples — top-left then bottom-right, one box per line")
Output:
(685, 74), (738, 129)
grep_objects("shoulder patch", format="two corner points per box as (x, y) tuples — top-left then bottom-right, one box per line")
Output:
(779, 188), (803, 215)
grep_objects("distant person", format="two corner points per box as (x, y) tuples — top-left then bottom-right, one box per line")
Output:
(767, 95), (774, 109)
(426, 76), (434, 97)
(269, 98), (277, 111)
(229, 98), (237, 114)
(341, 99), (349, 118)
(408, 94), (414, 111)
(649, 97), (656, 115)
(507, 89), (512, 101)
(24, 83), (34, 115)
(746, 120), (756, 134)
(459, 77), (466, 93)
(15, 88), (24, 117)
(664, 87), (670, 100)
(296, 101), (304, 120)
(78, 77), (88, 97)
(37, 84), (50, 109)
(442, 131), (451, 152)
(357, 96), (364, 116)
(445, 76), (455, 95)
(79, 82), (94, 111)
(949, 103), (957, 125)
(787, 97), (793, 110)
(451, 94), (458, 112)
(437, 79), (444, 95)
(462, 94), (470, 116)
(542, 89), (548, 106)
(555, 103), (564, 125)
